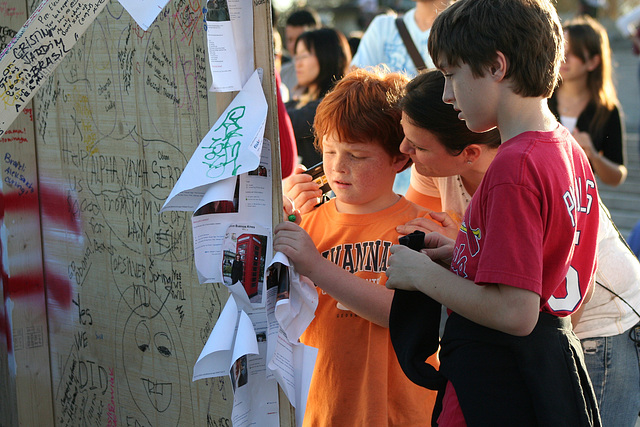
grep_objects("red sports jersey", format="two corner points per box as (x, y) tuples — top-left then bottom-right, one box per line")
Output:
(451, 127), (598, 315)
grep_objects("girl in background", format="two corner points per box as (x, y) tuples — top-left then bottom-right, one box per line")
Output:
(549, 15), (627, 187)
(285, 28), (351, 168)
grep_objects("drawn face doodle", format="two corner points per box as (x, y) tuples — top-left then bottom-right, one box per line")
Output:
(124, 312), (178, 415)
(120, 285), (183, 424)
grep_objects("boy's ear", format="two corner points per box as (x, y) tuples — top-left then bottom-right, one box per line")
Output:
(489, 51), (508, 81)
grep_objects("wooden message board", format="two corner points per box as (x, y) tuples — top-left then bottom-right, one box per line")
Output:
(0, 1), (54, 425)
(0, 0), (291, 425)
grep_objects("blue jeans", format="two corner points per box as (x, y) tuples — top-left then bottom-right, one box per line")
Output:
(580, 324), (640, 427)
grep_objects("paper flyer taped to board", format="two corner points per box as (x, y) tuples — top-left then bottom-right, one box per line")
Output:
(189, 141), (273, 304)
(193, 294), (259, 380)
(205, 0), (254, 92)
(160, 69), (267, 212)
(263, 253), (318, 425)
(268, 252), (318, 344)
(193, 294), (280, 426)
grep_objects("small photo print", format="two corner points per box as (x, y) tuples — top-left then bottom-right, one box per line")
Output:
(230, 355), (248, 392)
(206, 0), (231, 21)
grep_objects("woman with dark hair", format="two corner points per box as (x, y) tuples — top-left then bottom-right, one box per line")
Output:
(399, 70), (501, 223)
(549, 16), (627, 187)
(286, 27), (351, 167)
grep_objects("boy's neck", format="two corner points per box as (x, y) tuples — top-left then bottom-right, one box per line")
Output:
(496, 93), (558, 143)
(334, 192), (401, 215)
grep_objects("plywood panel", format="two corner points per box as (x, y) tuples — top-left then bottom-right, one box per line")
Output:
(33, 0), (213, 422)
(0, 1), (54, 425)
(19, 0), (288, 425)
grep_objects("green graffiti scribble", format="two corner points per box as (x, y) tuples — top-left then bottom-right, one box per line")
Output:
(202, 106), (245, 178)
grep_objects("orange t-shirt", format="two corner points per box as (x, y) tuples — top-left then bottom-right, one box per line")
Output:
(300, 197), (439, 426)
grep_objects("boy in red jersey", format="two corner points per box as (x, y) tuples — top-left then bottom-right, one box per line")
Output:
(385, 0), (601, 425)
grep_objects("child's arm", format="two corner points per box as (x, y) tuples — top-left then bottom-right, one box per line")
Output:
(274, 221), (394, 328)
(385, 236), (540, 336)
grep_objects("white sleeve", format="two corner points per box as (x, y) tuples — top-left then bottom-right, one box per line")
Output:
(616, 5), (640, 36)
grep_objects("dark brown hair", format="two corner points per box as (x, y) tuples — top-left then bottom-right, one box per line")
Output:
(563, 15), (619, 133)
(400, 70), (501, 155)
(428, 0), (564, 98)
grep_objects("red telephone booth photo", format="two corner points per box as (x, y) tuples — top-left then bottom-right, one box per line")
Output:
(236, 234), (263, 298)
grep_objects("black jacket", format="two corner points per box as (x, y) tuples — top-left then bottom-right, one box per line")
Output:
(390, 300), (601, 426)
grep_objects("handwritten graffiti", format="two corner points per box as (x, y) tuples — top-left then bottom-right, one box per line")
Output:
(72, 294), (93, 325)
(201, 106), (245, 178)
(56, 353), (112, 425)
(0, 2), (24, 19)
(117, 284), (189, 425)
(2, 0), (227, 422)
(0, 61), (26, 111)
(170, 0), (201, 46)
(0, 25), (17, 52)
(4, 151), (34, 194)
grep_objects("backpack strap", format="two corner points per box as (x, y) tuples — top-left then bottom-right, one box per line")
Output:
(395, 16), (427, 71)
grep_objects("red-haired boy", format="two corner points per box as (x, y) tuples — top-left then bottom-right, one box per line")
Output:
(274, 68), (438, 425)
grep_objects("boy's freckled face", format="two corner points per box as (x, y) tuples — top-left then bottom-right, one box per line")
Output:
(322, 134), (404, 215)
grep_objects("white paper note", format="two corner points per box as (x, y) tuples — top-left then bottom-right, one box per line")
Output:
(118, 0), (170, 31)
(193, 295), (259, 380)
(161, 70), (267, 212)
(205, 0), (254, 92)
